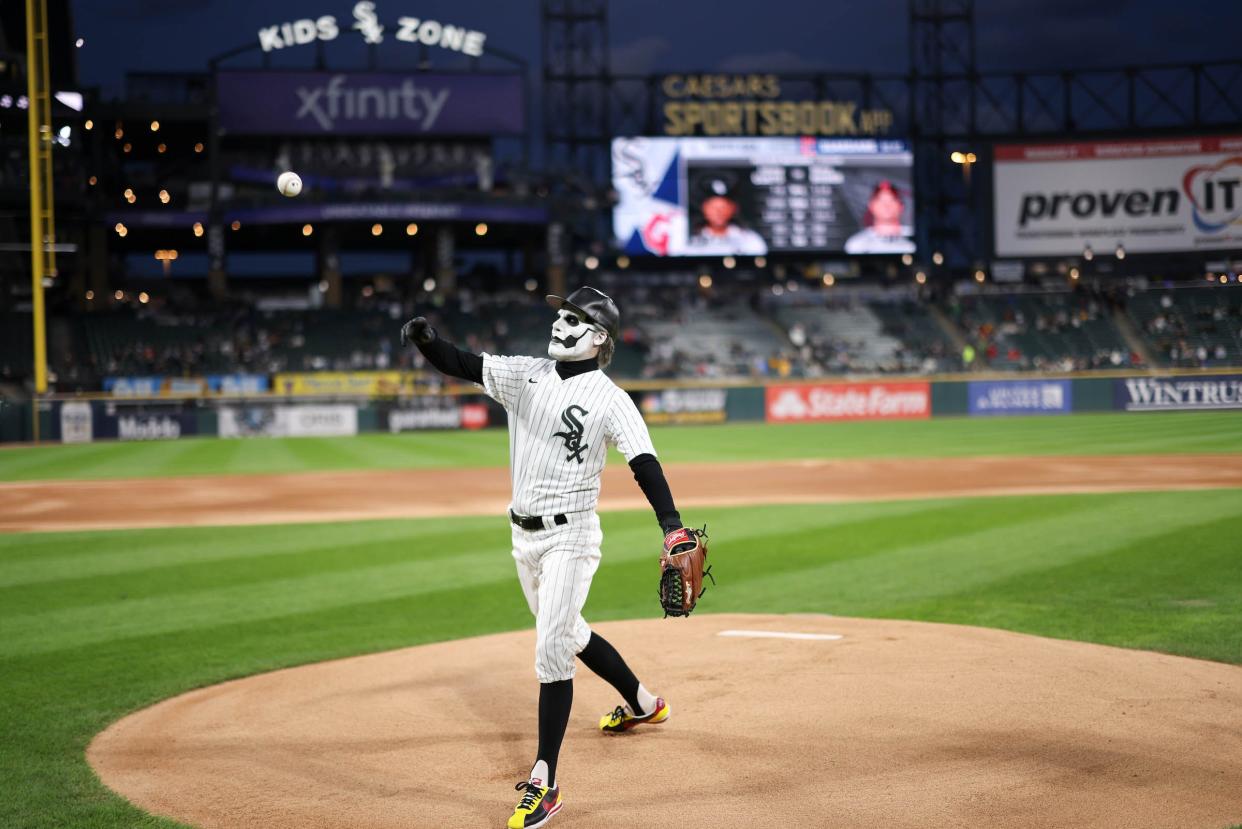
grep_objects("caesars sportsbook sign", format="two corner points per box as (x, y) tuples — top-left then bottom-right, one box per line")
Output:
(994, 135), (1242, 256)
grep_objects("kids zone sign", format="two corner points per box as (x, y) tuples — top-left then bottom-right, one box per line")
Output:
(994, 135), (1242, 256)
(257, 2), (486, 57)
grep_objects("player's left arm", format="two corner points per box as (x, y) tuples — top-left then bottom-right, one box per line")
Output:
(605, 391), (682, 534)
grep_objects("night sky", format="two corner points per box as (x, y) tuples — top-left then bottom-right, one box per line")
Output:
(73, 0), (1242, 97)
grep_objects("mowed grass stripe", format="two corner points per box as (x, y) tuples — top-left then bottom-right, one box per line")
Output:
(3, 412), (1241, 482)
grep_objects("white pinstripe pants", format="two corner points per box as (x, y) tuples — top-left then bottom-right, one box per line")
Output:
(511, 512), (603, 683)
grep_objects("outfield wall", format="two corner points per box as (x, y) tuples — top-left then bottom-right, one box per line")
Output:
(4, 369), (1241, 443)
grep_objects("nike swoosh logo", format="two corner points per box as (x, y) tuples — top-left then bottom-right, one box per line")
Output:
(529, 378), (539, 383)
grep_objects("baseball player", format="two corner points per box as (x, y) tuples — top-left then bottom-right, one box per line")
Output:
(401, 286), (686, 829)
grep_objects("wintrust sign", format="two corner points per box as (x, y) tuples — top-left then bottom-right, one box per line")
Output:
(766, 382), (930, 422)
(994, 135), (1242, 255)
(1115, 376), (1242, 411)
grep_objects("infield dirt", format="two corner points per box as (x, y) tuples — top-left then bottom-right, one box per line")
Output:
(4, 452), (1241, 533)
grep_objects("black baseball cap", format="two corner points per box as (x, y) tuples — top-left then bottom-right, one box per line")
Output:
(546, 286), (620, 340)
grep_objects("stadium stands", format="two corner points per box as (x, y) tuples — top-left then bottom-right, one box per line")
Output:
(1127, 286), (1242, 368)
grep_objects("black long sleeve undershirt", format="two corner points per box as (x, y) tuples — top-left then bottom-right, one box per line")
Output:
(415, 330), (484, 384)
(628, 453), (681, 534)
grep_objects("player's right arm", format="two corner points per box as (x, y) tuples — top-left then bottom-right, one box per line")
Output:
(400, 316), (483, 383)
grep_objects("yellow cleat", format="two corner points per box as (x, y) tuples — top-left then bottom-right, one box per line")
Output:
(599, 697), (670, 734)
(507, 780), (562, 829)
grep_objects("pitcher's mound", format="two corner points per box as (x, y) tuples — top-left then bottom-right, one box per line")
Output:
(88, 614), (1242, 829)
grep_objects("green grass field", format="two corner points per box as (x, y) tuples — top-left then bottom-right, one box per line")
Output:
(2, 414), (1241, 829)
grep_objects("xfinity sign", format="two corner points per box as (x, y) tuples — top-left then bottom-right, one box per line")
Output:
(216, 71), (525, 136)
(994, 135), (1242, 255)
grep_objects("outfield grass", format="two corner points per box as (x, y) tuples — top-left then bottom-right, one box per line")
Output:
(1, 411), (1240, 482)
(2, 489), (1241, 828)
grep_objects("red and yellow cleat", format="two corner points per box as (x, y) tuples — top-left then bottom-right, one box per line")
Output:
(598, 697), (670, 734)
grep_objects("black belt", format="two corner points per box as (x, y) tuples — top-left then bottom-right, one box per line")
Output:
(509, 509), (569, 531)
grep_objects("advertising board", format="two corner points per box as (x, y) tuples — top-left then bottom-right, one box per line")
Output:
(219, 405), (358, 437)
(1114, 375), (1242, 411)
(994, 135), (1242, 256)
(968, 380), (1072, 416)
(216, 71), (524, 136)
(765, 382), (930, 422)
(640, 388), (727, 425)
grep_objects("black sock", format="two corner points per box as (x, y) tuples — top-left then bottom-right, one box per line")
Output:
(536, 679), (573, 788)
(576, 632), (642, 713)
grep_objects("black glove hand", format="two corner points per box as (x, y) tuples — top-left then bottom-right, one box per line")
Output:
(400, 317), (435, 347)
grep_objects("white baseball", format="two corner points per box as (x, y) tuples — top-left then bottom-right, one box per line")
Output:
(276, 171), (303, 197)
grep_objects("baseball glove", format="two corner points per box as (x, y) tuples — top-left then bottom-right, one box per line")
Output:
(658, 525), (714, 618)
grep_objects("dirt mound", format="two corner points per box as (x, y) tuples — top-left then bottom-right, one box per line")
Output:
(88, 613), (1242, 829)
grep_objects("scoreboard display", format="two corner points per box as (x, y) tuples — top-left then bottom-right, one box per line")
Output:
(612, 136), (915, 257)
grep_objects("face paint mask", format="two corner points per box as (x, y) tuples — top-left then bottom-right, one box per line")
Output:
(548, 309), (605, 361)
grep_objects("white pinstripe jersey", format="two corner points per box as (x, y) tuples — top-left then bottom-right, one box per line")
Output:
(481, 354), (656, 517)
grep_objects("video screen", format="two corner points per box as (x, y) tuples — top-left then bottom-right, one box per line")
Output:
(612, 136), (915, 257)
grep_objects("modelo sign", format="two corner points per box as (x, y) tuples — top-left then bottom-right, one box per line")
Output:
(1115, 375), (1242, 411)
(994, 135), (1242, 256)
(765, 381), (930, 422)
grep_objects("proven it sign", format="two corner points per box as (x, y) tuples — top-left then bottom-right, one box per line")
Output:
(994, 135), (1242, 256)
(766, 382), (930, 422)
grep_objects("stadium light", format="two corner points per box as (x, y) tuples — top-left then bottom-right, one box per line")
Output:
(584, 255), (599, 270)
(915, 271), (927, 284)
(699, 274), (713, 288)
(1115, 244), (1126, 260)
(371, 223), (383, 236)
(475, 222), (488, 236)
(88, 176), (97, 186)
(75, 38), (84, 48)
(194, 142), (204, 153)
(1221, 274), (1228, 284)
(822, 273), (835, 286)
(139, 292), (150, 304)
(85, 290), (94, 300)
(524, 278), (538, 291)
(722, 255), (736, 269)
(303, 224), (314, 236)
(122, 143), (132, 153)
(974, 270), (986, 283)
(1069, 266), (1080, 280)
(84, 119), (93, 130)
(114, 290), (124, 300)
(932, 251), (944, 266)
(901, 253), (913, 266)
(1083, 245), (1094, 261)
(422, 278), (436, 292)
(950, 151), (965, 163)
(193, 222), (204, 237)
(754, 256), (767, 268)
(114, 126), (123, 140)
(150, 120), (159, 132)
(157, 143), (166, 154)
(406, 223), (418, 236)
(158, 189), (170, 204)
(616, 255), (630, 269)
(230, 220), (241, 231)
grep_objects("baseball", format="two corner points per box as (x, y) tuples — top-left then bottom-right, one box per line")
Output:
(276, 171), (302, 198)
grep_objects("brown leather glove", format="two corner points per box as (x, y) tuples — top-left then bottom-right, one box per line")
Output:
(658, 525), (713, 617)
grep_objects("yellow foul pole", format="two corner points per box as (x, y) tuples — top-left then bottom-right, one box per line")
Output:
(26, 0), (54, 439)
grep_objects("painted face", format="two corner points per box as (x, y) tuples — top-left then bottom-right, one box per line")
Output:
(548, 309), (607, 361)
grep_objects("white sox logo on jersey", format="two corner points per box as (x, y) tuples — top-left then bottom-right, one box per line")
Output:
(552, 405), (589, 464)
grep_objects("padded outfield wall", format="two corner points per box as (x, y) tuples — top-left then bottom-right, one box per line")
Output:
(4, 369), (1241, 443)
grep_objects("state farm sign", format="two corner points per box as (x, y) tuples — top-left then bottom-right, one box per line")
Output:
(765, 382), (930, 422)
